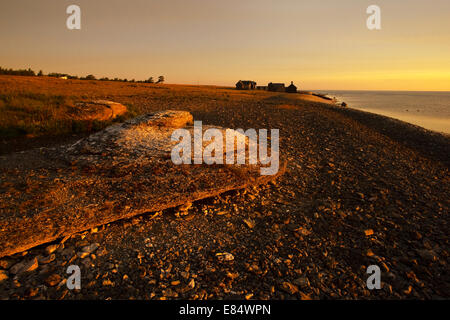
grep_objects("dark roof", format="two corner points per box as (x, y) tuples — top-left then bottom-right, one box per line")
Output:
(286, 81), (297, 93)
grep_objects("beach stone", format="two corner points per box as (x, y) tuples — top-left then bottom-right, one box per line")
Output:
(10, 258), (38, 274)
(0, 111), (285, 258)
(77, 251), (90, 259)
(24, 287), (39, 298)
(281, 282), (299, 295)
(0, 270), (8, 282)
(69, 100), (127, 121)
(0, 259), (13, 270)
(293, 277), (310, 288)
(38, 254), (56, 265)
(416, 249), (437, 262)
(45, 244), (58, 255)
(82, 243), (99, 254)
(61, 248), (75, 258)
(216, 253), (234, 262)
(45, 274), (61, 287)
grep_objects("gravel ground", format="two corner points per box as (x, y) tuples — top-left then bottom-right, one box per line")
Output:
(0, 93), (448, 300)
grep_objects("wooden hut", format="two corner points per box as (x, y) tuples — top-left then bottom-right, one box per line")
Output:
(286, 81), (297, 93)
(268, 82), (285, 92)
(236, 80), (256, 90)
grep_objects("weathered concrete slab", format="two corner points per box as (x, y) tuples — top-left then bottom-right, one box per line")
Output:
(0, 111), (284, 258)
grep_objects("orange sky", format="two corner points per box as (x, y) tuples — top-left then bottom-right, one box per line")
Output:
(0, 0), (449, 90)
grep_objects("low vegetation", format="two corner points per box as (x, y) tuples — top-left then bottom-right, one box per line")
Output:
(0, 75), (266, 138)
(0, 91), (132, 138)
(0, 67), (37, 77)
(0, 66), (164, 83)
(0, 92), (71, 136)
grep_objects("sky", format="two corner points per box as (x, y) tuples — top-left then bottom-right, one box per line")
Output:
(1, 0), (449, 90)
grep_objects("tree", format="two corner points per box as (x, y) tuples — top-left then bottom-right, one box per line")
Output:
(37, 70), (43, 76)
(146, 77), (154, 83)
(156, 76), (165, 84)
(0, 66), (36, 76)
(85, 74), (96, 80)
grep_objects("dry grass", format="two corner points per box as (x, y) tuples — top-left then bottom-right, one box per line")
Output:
(0, 92), (75, 136)
(0, 75), (332, 138)
(0, 75), (267, 137)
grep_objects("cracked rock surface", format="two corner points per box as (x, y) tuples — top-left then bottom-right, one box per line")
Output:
(0, 110), (284, 258)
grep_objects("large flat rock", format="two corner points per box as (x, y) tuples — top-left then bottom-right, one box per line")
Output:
(0, 111), (284, 258)
(69, 100), (127, 121)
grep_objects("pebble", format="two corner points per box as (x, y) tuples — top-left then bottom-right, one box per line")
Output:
(25, 287), (39, 298)
(0, 259), (13, 270)
(162, 288), (178, 298)
(77, 251), (90, 259)
(61, 248), (75, 258)
(10, 258), (38, 274)
(38, 254), (56, 264)
(45, 274), (61, 287)
(0, 270), (8, 282)
(45, 244), (59, 255)
(416, 249), (436, 262)
(281, 282), (298, 294)
(293, 277), (310, 288)
(82, 243), (100, 254)
(243, 218), (256, 229)
(216, 252), (234, 261)
(103, 279), (114, 286)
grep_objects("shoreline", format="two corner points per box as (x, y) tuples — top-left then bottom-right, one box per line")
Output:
(0, 77), (448, 299)
(314, 91), (450, 135)
(322, 102), (450, 167)
(283, 90), (450, 167)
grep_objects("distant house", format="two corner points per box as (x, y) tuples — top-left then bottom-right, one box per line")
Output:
(268, 82), (285, 92)
(59, 76), (68, 80)
(286, 81), (297, 93)
(236, 80), (256, 90)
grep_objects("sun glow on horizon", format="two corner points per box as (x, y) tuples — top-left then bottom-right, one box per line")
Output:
(0, 0), (449, 91)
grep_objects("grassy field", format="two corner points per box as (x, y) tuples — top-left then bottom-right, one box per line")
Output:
(0, 75), (330, 138)
(0, 76), (141, 137)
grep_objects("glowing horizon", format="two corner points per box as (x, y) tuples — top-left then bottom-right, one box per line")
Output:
(1, 0), (449, 91)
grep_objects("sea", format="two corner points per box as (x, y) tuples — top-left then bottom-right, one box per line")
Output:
(314, 90), (450, 134)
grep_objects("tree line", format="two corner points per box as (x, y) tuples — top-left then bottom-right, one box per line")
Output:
(0, 67), (37, 76)
(0, 67), (164, 83)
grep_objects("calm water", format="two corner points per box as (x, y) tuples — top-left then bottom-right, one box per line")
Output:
(315, 90), (450, 134)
